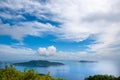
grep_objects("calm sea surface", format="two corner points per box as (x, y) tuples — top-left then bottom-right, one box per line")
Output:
(1, 60), (120, 80)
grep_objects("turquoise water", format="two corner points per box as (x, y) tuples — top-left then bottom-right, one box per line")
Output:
(1, 60), (120, 80)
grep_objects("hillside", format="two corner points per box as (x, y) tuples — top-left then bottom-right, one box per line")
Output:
(0, 65), (64, 80)
(14, 60), (64, 67)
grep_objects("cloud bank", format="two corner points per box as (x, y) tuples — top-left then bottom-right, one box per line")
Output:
(0, 45), (119, 61)
(0, 44), (37, 61)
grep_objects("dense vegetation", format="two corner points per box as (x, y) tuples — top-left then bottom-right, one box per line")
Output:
(85, 75), (120, 80)
(14, 60), (64, 67)
(0, 65), (64, 80)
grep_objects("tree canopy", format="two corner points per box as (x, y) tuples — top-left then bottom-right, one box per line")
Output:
(85, 74), (120, 80)
(0, 65), (64, 80)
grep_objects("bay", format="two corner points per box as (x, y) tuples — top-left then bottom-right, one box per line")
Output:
(13, 60), (120, 80)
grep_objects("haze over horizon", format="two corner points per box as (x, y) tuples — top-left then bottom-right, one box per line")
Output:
(0, 0), (120, 61)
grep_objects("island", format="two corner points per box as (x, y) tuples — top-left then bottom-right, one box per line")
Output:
(79, 60), (97, 63)
(13, 60), (64, 67)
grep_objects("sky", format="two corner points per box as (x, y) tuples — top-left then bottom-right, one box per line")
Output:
(0, 0), (120, 61)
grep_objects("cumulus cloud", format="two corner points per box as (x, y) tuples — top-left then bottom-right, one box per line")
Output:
(37, 46), (56, 56)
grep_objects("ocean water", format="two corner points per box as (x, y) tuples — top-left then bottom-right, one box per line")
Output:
(1, 60), (120, 80)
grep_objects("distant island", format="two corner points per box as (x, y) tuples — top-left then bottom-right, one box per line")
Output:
(13, 60), (64, 67)
(79, 60), (97, 63)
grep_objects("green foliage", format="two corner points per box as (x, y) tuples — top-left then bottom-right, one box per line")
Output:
(85, 75), (120, 80)
(0, 65), (64, 80)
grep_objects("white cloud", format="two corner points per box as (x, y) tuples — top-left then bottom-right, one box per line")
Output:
(0, 44), (37, 61)
(0, 21), (56, 41)
(0, 45), (34, 54)
(0, 44), (119, 61)
(37, 46), (56, 56)
(0, 0), (119, 42)
(0, 0), (50, 20)
(41, 0), (120, 42)
(89, 23), (120, 57)
(45, 0), (120, 59)
(0, 0), (120, 60)
(0, 12), (24, 20)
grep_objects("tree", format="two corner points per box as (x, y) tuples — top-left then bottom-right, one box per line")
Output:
(0, 65), (64, 80)
(85, 75), (119, 80)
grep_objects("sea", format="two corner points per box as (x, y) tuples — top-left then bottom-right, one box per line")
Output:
(0, 60), (120, 80)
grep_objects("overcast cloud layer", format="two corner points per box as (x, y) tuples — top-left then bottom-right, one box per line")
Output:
(0, 0), (120, 61)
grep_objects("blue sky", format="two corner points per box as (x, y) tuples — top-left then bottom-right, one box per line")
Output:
(0, 0), (120, 61)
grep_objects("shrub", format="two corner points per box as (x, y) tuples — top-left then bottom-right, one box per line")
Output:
(0, 65), (64, 80)
(85, 75), (119, 80)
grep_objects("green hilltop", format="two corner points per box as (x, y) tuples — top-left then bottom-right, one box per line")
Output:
(13, 60), (64, 67)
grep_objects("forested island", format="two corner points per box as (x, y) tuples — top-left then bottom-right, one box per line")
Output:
(79, 60), (97, 63)
(13, 60), (64, 67)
